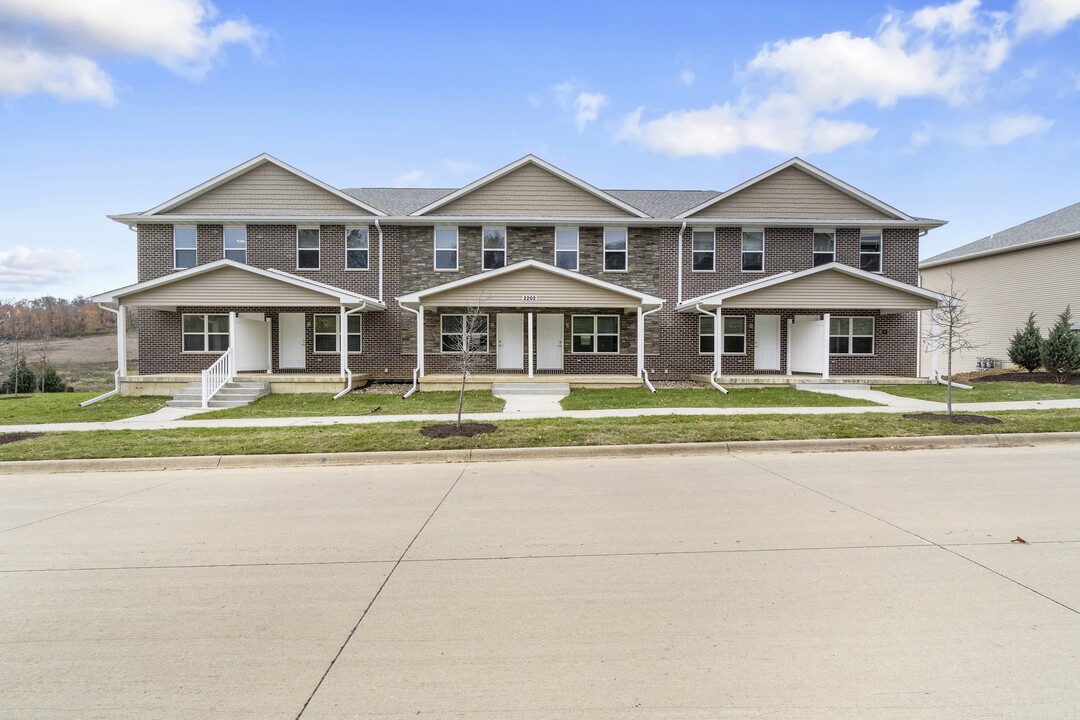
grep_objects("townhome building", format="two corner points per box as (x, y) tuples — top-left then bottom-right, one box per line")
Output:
(93, 154), (948, 402)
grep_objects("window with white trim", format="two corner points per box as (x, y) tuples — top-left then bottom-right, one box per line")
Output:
(174, 226), (197, 269)
(314, 314), (362, 353)
(482, 227), (506, 270)
(571, 315), (619, 353)
(860, 230), (882, 272)
(224, 227), (247, 263)
(297, 228), (320, 269)
(434, 227), (458, 270)
(698, 315), (715, 354)
(440, 314), (489, 353)
(555, 227), (579, 271)
(182, 313), (229, 352)
(722, 316), (746, 354)
(741, 229), (764, 272)
(346, 227), (369, 270)
(692, 230), (715, 271)
(603, 228), (628, 271)
(813, 230), (835, 267)
(830, 316), (874, 355)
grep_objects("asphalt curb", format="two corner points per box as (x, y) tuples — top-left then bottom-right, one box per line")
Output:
(2, 431), (1079, 475)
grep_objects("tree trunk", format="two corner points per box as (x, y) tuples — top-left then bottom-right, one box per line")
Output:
(457, 371), (466, 426)
(946, 323), (953, 417)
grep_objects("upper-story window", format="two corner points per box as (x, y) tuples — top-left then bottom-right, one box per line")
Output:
(434, 227), (458, 270)
(297, 228), (320, 269)
(813, 229), (835, 267)
(224, 227), (247, 264)
(482, 227), (506, 270)
(346, 227), (369, 270)
(555, 227), (579, 271)
(603, 228), (628, 272)
(741, 229), (764, 272)
(860, 230), (882, 272)
(174, 226), (197, 269)
(692, 229), (715, 271)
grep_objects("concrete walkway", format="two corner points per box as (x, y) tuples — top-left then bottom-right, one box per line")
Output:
(795, 383), (944, 410)
(492, 382), (570, 413)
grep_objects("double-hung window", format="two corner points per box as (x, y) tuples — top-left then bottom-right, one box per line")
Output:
(346, 227), (369, 270)
(482, 227), (506, 270)
(555, 227), (579, 271)
(571, 315), (619, 353)
(860, 230), (882, 272)
(741, 229), (764, 272)
(224, 227), (247, 263)
(314, 314), (362, 353)
(440, 314), (488, 353)
(698, 316), (715, 354)
(174, 227), (197, 269)
(721, 316), (746, 354)
(182, 313), (229, 352)
(297, 228), (320, 269)
(813, 230), (835, 267)
(603, 228), (628, 271)
(434, 227), (458, 270)
(692, 230), (715, 271)
(830, 317), (874, 355)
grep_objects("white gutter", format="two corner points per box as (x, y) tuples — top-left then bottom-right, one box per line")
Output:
(639, 305), (663, 393)
(333, 305), (367, 400)
(676, 220), (686, 304)
(399, 303), (422, 398)
(374, 217), (384, 304)
(935, 370), (973, 390)
(80, 304), (123, 406)
(694, 303), (728, 393)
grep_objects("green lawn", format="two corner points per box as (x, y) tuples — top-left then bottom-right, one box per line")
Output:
(0, 393), (167, 425)
(561, 387), (876, 410)
(194, 390), (504, 419)
(3, 409), (1077, 462)
(875, 381), (1080, 403)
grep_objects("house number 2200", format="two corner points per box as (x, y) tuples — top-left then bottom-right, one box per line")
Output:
(521, 295), (537, 301)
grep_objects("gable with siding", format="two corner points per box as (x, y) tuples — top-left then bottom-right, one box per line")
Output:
(689, 166), (896, 220)
(118, 265), (342, 307)
(421, 266), (643, 307)
(724, 269), (935, 310)
(169, 162), (371, 216)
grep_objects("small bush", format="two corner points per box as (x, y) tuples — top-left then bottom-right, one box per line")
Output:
(1007, 312), (1043, 372)
(1040, 306), (1080, 383)
(40, 364), (66, 393)
(1, 357), (37, 394)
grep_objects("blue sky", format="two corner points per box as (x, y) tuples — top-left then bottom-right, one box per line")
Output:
(1, 0), (1078, 298)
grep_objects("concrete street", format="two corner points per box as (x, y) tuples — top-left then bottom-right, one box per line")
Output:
(2, 445), (1080, 719)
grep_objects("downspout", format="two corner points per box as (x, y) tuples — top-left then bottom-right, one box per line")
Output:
(639, 305), (662, 392)
(676, 220), (687, 304)
(399, 302), (421, 398)
(80, 304), (122, 406)
(374, 218), (384, 304)
(694, 303), (728, 393)
(332, 303), (366, 400)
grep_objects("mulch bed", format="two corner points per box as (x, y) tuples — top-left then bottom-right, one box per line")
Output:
(420, 422), (497, 438)
(0, 432), (44, 445)
(957, 371), (1080, 386)
(0, 396), (32, 401)
(903, 413), (1003, 425)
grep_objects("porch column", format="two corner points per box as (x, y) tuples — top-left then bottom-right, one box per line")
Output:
(117, 305), (127, 377)
(265, 318), (273, 374)
(339, 305), (347, 378)
(714, 306), (722, 378)
(527, 312), (534, 377)
(785, 319), (793, 376)
(821, 312), (831, 380)
(636, 306), (644, 378)
(417, 305), (425, 378)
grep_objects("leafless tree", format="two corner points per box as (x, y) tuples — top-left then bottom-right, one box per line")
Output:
(0, 301), (31, 396)
(923, 270), (983, 415)
(446, 296), (489, 426)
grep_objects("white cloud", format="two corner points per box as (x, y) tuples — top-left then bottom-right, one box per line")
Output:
(0, 246), (85, 290)
(441, 158), (476, 176)
(0, 44), (115, 104)
(678, 69), (695, 86)
(392, 170), (430, 187)
(984, 112), (1054, 143)
(543, 80), (609, 131)
(912, 0), (983, 34)
(1014, 0), (1080, 36)
(573, 91), (608, 131)
(905, 126), (934, 151)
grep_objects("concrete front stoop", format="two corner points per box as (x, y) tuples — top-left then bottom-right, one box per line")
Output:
(492, 382), (570, 413)
(165, 381), (270, 409)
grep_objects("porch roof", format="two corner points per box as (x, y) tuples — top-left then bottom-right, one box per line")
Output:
(92, 259), (386, 310)
(677, 263), (949, 313)
(398, 259), (664, 310)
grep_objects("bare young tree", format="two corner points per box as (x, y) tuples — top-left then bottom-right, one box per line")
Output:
(446, 296), (489, 426)
(923, 270), (983, 416)
(30, 332), (54, 393)
(0, 301), (31, 396)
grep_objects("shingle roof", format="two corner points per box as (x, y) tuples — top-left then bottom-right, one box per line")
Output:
(604, 190), (721, 219)
(922, 200), (1080, 266)
(340, 188), (456, 216)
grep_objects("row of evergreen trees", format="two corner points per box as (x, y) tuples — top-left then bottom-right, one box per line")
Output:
(1, 357), (66, 394)
(1007, 306), (1080, 382)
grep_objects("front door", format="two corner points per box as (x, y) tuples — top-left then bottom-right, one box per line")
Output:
(279, 312), (306, 369)
(754, 314), (781, 370)
(497, 313), (524, 370)
(536, 314), (564, 370)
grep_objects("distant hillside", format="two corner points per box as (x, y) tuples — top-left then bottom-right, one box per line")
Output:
(1, 297), (138, 340)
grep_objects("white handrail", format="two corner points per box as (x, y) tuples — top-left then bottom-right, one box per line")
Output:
(201, 348), (234, 408)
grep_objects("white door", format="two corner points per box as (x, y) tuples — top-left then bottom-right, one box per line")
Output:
(234, 316), (270, 372)
(279, 312), (306, 369)
(537, 314), (564, 370)
(754, 314), (781, 370)
(497, 313), (524, 370)
(790, 318), (826, 374)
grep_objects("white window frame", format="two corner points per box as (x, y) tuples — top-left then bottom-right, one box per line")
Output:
(554, 227), (579, 271)
(860, 229), (883, 273)
(721, 315), (747, 355)
(223, 226), (247, 264)
(829, 316), (875, 356)
(297, 227), (321, 270)
(345, 227), (370, 271)
(691, 229), (715, 272)
(741, 228), (765, 273)
(434, 226), (459, 271)
(603, 227), (629, 273)
(812, 228), (835, 267)
(313, 314), (363, 354)
(570, 314), (620, 354)
(439, 313), (489, 354)
(698, 315), (716, 355)
(181, 313), (229, 354)
(173, 226), (197, 269)
(482, 226), (507, 271)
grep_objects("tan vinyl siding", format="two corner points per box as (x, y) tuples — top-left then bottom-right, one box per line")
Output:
(432, 164), (634, 217)
(725, 270), (935, 310)
(168, 162), (370, 216)
(422, 267), (641, 307)
(920, 238), (1080, 374)
(119, 266), (339, 307)
(689, 167), (896, 220)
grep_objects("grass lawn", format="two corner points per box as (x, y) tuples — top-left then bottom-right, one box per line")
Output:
(561, 387), (876, 410)
(0, 393), (167, 425)
(194, 390), (504, 419)
(2, 409), (1077, 462)
(875, 381), (1080, 403)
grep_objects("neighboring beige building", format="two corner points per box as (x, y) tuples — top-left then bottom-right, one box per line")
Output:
(920, 201), (1080, 375)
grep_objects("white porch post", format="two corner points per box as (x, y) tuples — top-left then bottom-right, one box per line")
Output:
(714, 306), (723, 378)
(785, 319), (793, 376)
(265, 318), (273, 374)
(417, 305), (425, 378)
(117, 305), (128, 377)
(821, 312), (831, 380)
(339, 305), (347, 378)
(636, 307), (644, 378)
(527, 312), (534, 377)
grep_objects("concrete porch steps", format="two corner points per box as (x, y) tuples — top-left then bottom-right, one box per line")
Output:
(166, 381), (270, 409)
(491, 382), (571, 396)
